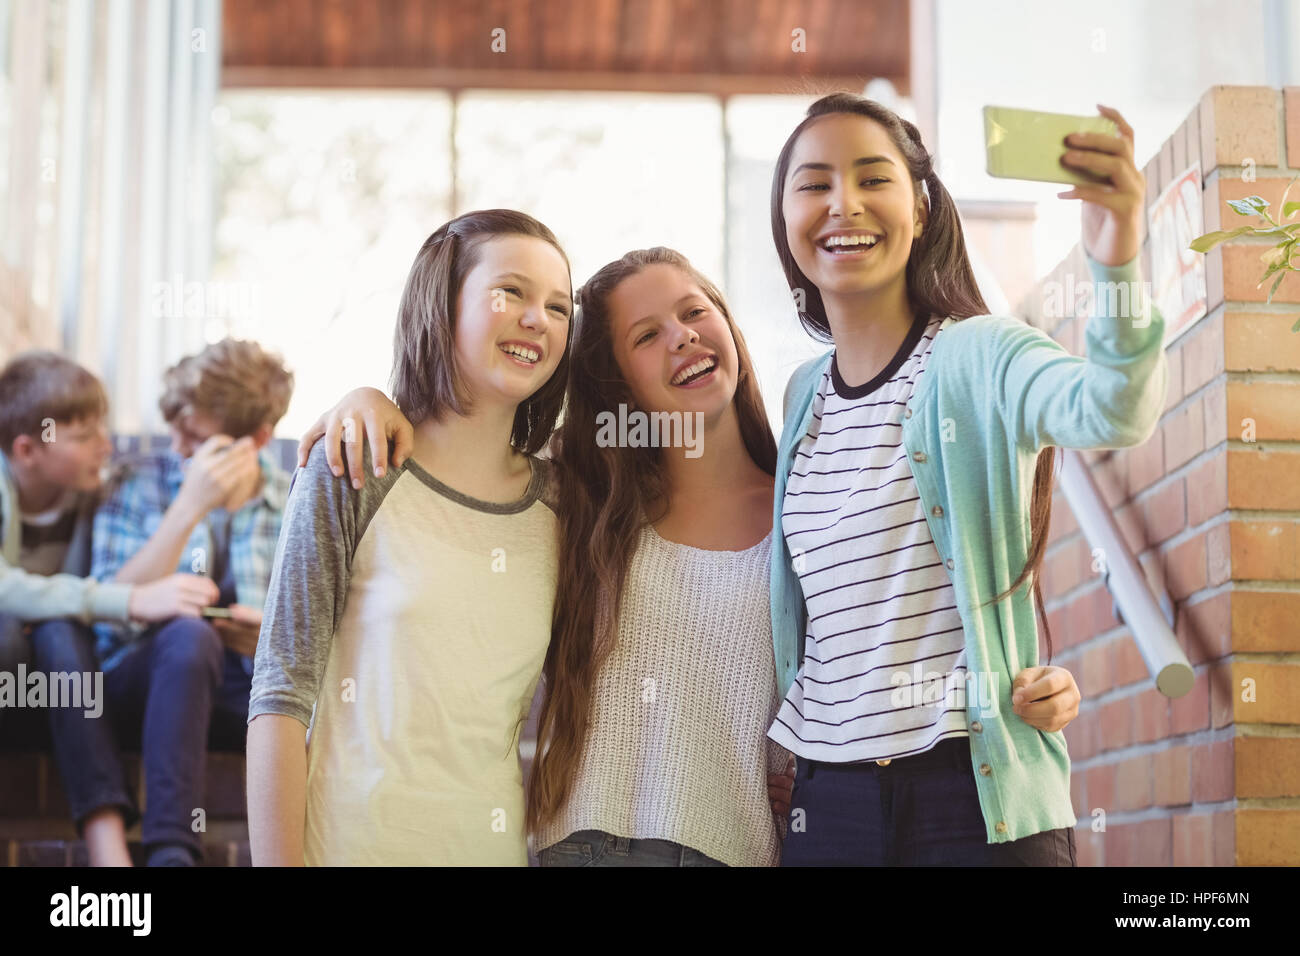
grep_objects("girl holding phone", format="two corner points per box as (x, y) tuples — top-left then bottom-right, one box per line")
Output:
(763, 93), (1163, 864)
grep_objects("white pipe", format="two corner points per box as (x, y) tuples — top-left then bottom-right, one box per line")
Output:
(1058, 449), (1194, 698)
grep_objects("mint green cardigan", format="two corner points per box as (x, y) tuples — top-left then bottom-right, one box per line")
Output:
(768, 254), (1168, 843)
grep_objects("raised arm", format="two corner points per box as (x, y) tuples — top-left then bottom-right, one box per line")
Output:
(994, 106), (1168, 452)
(296, 387), (415, 488)
(991, 255), (1168, 452)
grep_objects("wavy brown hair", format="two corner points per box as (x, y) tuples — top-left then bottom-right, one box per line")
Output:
(769, 92), (1055, 661)
(159, 337), (294, 437)
(526, 247), (777, 834)
(390, 209), (572, 455)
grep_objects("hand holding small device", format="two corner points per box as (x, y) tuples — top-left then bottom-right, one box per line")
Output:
(206, 603), (263, 657)
(983, 105), (1119, 185)
(984, 103), (1144, 267)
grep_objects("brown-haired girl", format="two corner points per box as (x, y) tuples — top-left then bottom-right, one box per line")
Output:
(763, 93), (1164, 864)
(246, 209), (572, 865)
(529, 248), (784, 865)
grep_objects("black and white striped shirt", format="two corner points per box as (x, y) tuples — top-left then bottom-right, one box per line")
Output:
(769, 313), (970, 763)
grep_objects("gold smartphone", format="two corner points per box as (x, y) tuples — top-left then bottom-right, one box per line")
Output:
(984, 105), (1119, 185)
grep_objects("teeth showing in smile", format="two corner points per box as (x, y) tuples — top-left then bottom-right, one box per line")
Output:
(671, 356), (717, 386)
(821, 234), (880, 252)
(501, 344), (540, 364)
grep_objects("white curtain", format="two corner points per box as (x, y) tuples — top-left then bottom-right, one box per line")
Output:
(5, 0), (222, 435)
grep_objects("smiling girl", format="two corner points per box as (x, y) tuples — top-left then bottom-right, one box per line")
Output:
(245, 209), (572, 866)
(529, 248), (784, 866)
(767, 93), (1165, 864)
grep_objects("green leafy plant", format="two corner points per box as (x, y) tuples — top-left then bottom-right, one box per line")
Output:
(1190, 174), (1300, 331)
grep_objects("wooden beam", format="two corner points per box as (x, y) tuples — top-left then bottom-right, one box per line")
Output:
(220, 65), (909, 97)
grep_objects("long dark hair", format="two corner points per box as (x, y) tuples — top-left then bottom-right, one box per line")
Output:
(527, 247), (777, 834)
(769, 92), (1056, 661)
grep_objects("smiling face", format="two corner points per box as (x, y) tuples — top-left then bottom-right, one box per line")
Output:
(781, 113), (926, 306)
(453, 235), (572, 410)
(606, 262), (739, 420)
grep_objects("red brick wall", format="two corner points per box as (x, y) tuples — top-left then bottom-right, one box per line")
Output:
(1021, 86), (1300, 866)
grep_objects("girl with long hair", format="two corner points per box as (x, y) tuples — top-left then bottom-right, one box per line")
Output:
(246, 209), (572, 865)
(762, 93), (1164, 864)
(529, 248), (784, 865)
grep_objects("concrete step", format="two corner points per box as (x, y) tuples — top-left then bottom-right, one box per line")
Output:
(0, 750), (248, 821)
(1, 819), (250, 866)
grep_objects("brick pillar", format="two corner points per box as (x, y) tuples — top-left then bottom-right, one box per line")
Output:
(1020, 85), (1300, 866)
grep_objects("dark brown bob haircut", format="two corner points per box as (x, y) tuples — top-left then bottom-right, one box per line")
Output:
(390, 209), (573, 456)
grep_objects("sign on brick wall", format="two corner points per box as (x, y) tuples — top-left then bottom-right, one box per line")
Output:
(1147, 163), (1208, 344)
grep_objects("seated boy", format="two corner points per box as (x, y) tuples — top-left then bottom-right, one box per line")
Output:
(91, 338), (294, 866)
(0, 351), (218, 866)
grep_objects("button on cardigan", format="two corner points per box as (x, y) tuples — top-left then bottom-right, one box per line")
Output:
(768, 254), (1168, 843)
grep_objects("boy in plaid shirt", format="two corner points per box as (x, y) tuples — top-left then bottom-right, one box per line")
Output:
(90, 338), (293, 866)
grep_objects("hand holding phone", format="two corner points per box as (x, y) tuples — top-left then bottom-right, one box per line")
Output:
(986, 104), (1144, 267)
(1057, 105), (1145, 268)
(984, 105), (1119, 185)
(207, 604), (263, 657)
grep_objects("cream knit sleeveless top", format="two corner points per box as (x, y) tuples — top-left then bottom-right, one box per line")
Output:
(534, 523), (787, 867)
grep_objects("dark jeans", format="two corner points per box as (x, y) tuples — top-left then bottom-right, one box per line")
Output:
(0, 613), (32, 743)
(538, 830), (728, 867)
(29, 618), (135, 829)
(781, 737), (1077, 866)
(30, 616), (251, 859)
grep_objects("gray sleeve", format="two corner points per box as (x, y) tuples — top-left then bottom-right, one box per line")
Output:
(248, 440), (396, 729)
